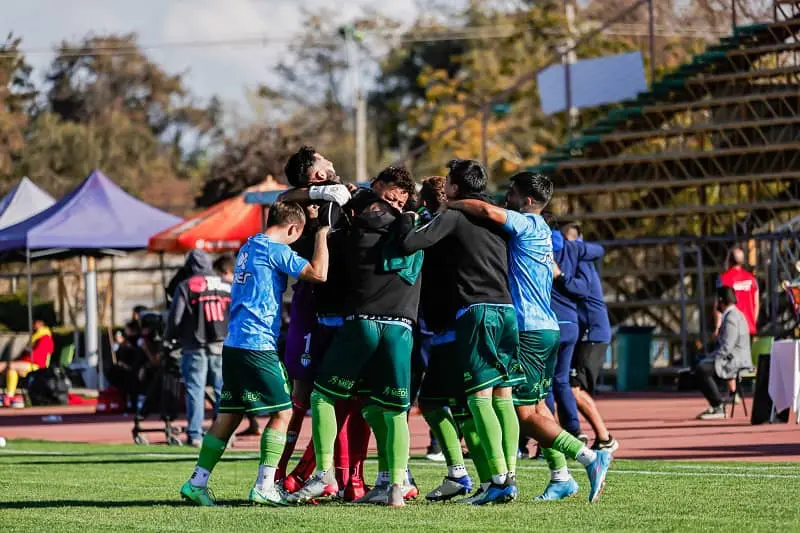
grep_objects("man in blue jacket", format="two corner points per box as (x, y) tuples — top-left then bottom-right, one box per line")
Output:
(563, 223), (618, 452)
(545, 220), (604, 443)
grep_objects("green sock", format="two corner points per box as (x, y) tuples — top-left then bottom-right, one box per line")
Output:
(542, 447), (568, 471)
(552, 430), (584, 461)
(196, 433), (226, 471)
(260, 428), (287, 467)
(311, 390), (338, 473)
(459, 415), (492, 483)
(362, 404), (388, 473)
(466, 395), (507, 477)
(382, 409), (410, 485)
(492, 396), (519, 475)
(423, 407), (465, 467)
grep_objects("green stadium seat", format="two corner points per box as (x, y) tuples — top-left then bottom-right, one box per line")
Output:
(735, 23), (768, 36)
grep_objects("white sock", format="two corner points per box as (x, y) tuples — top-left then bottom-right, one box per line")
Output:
(189, 466), (210, 488)
(376, 471), (390, 485)
(448, 464), (468, 478)
(255, 465), (276, 491)
(550, 466), (571, 482)
(316, 468), (328, 479)
(491, 472), (508, 485)
(405, 467), (414, 485)
(575, 447), (597, 467)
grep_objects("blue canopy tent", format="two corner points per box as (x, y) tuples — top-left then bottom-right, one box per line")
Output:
(0, 170), (182, 388)
(0, 177), (56, 231)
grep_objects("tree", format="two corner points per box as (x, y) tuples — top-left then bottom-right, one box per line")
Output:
(0, 34), (36, 190)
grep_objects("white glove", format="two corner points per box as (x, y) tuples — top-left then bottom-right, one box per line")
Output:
(309, 184), (351, 206)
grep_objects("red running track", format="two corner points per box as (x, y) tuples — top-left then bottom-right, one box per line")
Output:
(1, 393), (798, 462)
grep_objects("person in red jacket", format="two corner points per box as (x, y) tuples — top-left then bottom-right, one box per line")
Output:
(1, 318), (54, 407)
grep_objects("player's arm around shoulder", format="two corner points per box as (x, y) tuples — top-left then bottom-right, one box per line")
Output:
(447, 199), (510, 227)
(298, 226), (331, 283)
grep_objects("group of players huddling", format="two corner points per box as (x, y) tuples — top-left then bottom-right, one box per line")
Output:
(179, 146), (613, 508)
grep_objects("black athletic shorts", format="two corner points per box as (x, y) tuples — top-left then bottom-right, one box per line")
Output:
(570, 342), (608, 395)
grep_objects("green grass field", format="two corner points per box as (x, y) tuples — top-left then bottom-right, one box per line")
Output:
(2, 440), (798, 532)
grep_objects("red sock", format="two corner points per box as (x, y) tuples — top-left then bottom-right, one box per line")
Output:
(289, 439), (317, 481)
(345, 399), (370, 481)
(275, 401), (308, 481)
(334, 399), (352, 489)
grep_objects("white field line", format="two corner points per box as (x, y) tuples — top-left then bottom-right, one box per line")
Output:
(2, 449), (800, 479)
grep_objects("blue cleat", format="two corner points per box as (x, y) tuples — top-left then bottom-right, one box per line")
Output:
(426, 475), (473, 501)
(585, 450), (612, 503)
(471, 481), (514, 506)
(533, 478), (579, 501)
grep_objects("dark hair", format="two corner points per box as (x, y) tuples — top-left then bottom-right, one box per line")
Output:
(561, 221), (581, 236)
(510, 171), (553, 207)
(419, 176), (447, 212)
(213, 254), (235, 274)
(447, 159), (487, 196)
(372, 166), (416, 197)
(717, 286), (738, 306)
(284, 145), (317, 187)
(266, 201), (306, 228)
(541, 210), (558, 228)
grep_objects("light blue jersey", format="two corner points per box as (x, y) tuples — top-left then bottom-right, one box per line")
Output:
(503, 210), (560, 332)
(225, 234), (308, 351)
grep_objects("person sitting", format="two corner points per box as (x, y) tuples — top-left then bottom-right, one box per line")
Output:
(695, 287), (752, 420)
(1, 317), (55, 407)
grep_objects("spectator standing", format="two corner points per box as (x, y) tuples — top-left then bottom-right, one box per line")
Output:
(166, 250), (232, 446)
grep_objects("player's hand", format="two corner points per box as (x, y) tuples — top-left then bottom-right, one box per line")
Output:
(309, 184), (351, 206)
(345, 182), (358, 194)
(306, 205), (319, 219)
(552, 262), (562, 278)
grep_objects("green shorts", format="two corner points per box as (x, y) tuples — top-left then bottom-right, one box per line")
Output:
(455, 304), (520, 395)
(218, 346), (292, 414)
(513, 330), (560, 405)
(315, 318), (413, 411)
(418, 331), (466, 410)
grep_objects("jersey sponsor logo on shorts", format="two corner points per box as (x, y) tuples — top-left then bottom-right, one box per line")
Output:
(241, 390), (260, 403)
(329, 376), (356, 390)
(383, 386), (409, 399)
(220, 390), (233, 400)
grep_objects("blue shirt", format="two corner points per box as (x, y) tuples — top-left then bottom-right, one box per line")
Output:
(502, 210), (559, 332)
(225, 234), (309, 351)
(550, 230), (605, 325)
(576, 259), (612, 343)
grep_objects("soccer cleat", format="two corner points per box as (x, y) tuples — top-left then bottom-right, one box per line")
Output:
(354, 484), (389, 504)
(592, 436), (620, 453)
(471, 481), (514, 506)
(285, 470), (338, 504)
(456, 482), (489, 504)
(534, 479), (579, 501)
(387, 484), (405, 508)
(249, 485), (289, 506)
(586, 450), (612, 503)
(425, 475), (473, 502)
(425, 451), (446, 462)
(507, 474), (518, 501)
(403, 481), (419, 500)
(282, 472), (306, 494)
(343, 477), (367, 502)
(180, 481), (216, 506)
(576, 433), (590, 446)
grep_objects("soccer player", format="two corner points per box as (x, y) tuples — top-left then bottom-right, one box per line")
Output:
(414, 176), (486, 502)
(448, 172), (613, 503)
(562, 223), (618, 452)
(400, 160), (520, 506)
(288, 167), (422, 508)
(179, 202), (330, 507)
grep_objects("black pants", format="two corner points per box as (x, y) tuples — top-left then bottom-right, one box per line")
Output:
(695, 361), (724, 408)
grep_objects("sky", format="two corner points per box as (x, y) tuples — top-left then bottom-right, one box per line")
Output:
(4, 0), (419, 112)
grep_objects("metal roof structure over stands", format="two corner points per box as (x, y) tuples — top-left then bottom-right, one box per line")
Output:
(529, 1), (800, 352)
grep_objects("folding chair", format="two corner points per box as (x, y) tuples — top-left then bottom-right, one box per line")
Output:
(730, 336), (773, 418)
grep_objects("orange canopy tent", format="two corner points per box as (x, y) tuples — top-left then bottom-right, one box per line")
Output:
(148, 178), (286, 253)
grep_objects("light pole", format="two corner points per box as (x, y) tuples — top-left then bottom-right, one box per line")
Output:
(340, 24), (368, 183)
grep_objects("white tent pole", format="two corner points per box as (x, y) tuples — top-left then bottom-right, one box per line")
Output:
(26, 248), (33, 335)
(84, 256), (102, 389)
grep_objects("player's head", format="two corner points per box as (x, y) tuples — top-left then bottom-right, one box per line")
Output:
(213, 254), (235, 282)
(284, 145), (336, 187)
(419, 176), (447, 213)
(729, 246), (746, 267)
(371, 165), (416, 212)
(265, 201), (307, 244)
(716, 285), (737, 312)
(32, 315), (47, 330)
(506, 171), (553, 213)
(445, 159), (487, 200)
(562, 221), (581, 241)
